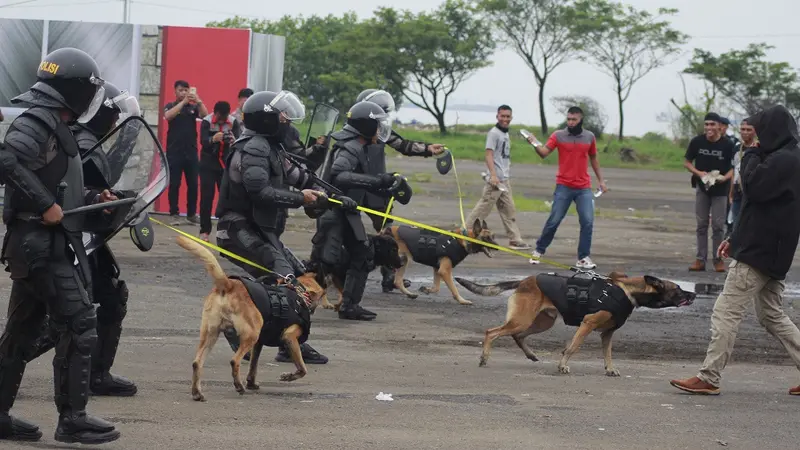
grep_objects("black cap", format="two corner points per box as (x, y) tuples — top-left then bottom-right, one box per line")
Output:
(719, 117), (730, 125)
(704, 112), (722, 123)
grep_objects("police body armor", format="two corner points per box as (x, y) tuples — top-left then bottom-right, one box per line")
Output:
(321, 128), (388, 210)
(536, 273), (634, 330)
(216, 133), (288, 237)
(231, 276), (312, 347)
(73, 127), (111, 185)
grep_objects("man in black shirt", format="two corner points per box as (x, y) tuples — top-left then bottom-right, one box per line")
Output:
(163, 80), (208, 225)
(683, 112), (735, 272)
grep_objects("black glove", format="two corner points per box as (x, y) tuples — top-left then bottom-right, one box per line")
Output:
(334, 195), (359, 213)
(378, 172), (397, 188)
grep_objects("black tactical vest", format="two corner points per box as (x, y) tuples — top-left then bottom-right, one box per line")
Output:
(536, 273), (634, 330)
(215, 135), (287, 233)
(232, 276), (312, 347)
(7, 115), (86, 233)
(335, 135), (387, 210)
(396, 225), (469, 269)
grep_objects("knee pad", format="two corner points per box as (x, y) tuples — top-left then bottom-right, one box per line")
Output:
(72, 308), (98, 356)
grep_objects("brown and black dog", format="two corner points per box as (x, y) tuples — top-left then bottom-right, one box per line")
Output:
(304, 232), (405, 312)
(388, 218), (497, 305)
(455, 271), (695, 375)
(175, 236), (326, 402)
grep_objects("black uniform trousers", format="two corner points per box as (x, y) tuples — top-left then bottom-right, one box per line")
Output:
(199, 166), (223, 235)
(167, 149), (199, 217)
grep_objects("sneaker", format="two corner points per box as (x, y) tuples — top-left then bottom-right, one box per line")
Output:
(529, 250), (542, 265)
(669, 376), (720, 395)
(576, 257), (597, 270)
(509, 241), (531, 250)
(199, 233), (210, 242)
(186, 215), (200, 225)
(790, 385), (800, 395)
(169, 214), (183, 226)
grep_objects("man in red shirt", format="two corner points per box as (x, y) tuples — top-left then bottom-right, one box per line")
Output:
(526, 106), (608, 269)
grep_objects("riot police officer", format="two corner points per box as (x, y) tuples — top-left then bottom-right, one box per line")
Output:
(0, 47), (120, 444)
(312, 100), (412, 321)
(15, 81), (140, 397)
(215, 90), (356, 363)
(354, 89), (446, 293)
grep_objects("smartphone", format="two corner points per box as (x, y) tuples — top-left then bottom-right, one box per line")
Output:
(520, 129), (542, 147)
(189, 87), (197, 95)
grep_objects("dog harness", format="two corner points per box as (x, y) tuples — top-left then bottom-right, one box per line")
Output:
(535, 273), (634, 330)
(230, 276), (312, 347)
(396, 225), (469, 269)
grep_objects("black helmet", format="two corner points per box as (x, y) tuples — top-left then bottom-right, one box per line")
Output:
(344, 100), (392, 143)
(356, 89), (396, 114)
(84, 81), (122, 136)
(242, 90), (305, 136)
(12, 47), (106, 124)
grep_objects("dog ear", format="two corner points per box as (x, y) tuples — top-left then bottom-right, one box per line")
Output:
(472, 218), (482, 236)
(643, 275), (665, 291)
(481, 219), (488, 230)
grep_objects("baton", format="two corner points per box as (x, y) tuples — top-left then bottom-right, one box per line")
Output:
(23, 197), (137, 222)
(282, 149), (344, 196)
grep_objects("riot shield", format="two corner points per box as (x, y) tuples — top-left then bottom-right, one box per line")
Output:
(303, 103), (340, 150)
(80, 115), (169, 255)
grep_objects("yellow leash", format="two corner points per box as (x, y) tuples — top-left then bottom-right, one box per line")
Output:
(380, 196), (394, 229)
(150, 217), (287, 278)
(445, 148), (467, 230)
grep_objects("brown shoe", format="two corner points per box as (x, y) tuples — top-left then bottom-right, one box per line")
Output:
(713, 260), (726, 272)
(790, 385), (800, 395)
(669, 376), (720, 395)
(689, 260), (706, 271)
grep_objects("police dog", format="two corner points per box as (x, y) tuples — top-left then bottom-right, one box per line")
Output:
(304, 231), (405, 312)
(455, 272), (695, 375)
(388, 219), (497, 305)
(175, 236), (326, 402)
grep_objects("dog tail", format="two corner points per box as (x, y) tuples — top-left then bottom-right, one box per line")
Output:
(454, 277), (521, 296)
(175, 235), (233, 293)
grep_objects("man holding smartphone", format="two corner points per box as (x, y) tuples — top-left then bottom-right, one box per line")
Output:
(163, 80), (208, 225)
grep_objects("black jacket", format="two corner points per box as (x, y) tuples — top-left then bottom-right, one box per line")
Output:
(729, 105), (800, 280)
(200, 114), (241, 170)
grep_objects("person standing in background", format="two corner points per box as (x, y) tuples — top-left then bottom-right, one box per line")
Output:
(232, 88), (253, 124)
(525, 106), (607, 269)
(199, 101), (241, 241)
(465, 104), (531, 251)
(727, 119), (757, 236)
(163, 80), (208, 225)
(683, 112), (735, 272)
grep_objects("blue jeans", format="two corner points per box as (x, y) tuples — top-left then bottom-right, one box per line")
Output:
(535, 184), (594, 260)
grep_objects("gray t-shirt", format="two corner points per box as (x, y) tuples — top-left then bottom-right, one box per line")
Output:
(486, 126), (511, 181)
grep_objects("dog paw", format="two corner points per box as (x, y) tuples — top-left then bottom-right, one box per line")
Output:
(192, 392), (206, 402)
(558, 365), (571, 374)
(456, 298), (473, 305)
(280, 372), (298, 382)
(322, 304), (335, 310)
(478, 358), (487, 367)
(419, 286), (432, 294)
(527, 354), (539, 362)
(234, 382), (245, 395)
(246, 381), (260, 390)
(605, 368), (620, 377)
(405, 293), (419, 299)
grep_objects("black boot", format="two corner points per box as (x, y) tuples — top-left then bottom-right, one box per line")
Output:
(275, 342), (328, 364)
(52, 324), (120, 445)
(223, 327), (251, 361)
(0, 356), (42, 441)
(90, 320), (137, 397)
(338, 270), (377, 321)
(380, 266), (410, 293)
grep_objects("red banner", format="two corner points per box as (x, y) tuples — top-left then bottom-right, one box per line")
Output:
(153, 25), (251, 216)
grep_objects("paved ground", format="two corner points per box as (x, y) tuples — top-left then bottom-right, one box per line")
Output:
(2, 157), (800, 449)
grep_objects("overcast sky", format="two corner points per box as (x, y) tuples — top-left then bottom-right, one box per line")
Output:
(1, 0), (797, 136)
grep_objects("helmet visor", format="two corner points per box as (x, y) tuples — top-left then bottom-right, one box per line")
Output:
(77, 85), (106, 124)
(268, 90), (306, 124)
(107, 90), (141, 121)
(377, 115), (392, 143)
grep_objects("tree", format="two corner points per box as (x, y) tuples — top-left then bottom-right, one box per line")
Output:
(551, 95), (608, 138)
(683, 43), (800, 120)
(385, 0), (497, 133)
(657, 74), (725, 145)
(208, 14), (407, 115)
(569, 1), (688, 140)
(478, 0), (582, 134)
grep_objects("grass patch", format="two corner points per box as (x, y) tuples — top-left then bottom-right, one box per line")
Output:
(394, 124), (687, 171)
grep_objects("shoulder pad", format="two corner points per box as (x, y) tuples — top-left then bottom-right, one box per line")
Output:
(73, 127), (99, 152)
(240, 135), (272, 157)
(331, 128), (359, 142)
(3, 108), (59, 160)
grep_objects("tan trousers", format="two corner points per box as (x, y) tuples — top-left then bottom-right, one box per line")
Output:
(698, 259), (800, 387)
(465, 180), (523, 242)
